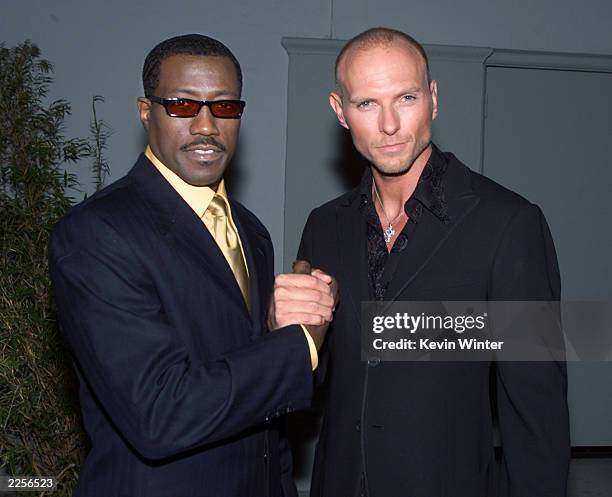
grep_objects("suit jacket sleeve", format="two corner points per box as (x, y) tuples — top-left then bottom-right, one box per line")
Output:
(49, 206), (313, 461)
(490, 203), (570, 497)
(296, 208), (331, 387)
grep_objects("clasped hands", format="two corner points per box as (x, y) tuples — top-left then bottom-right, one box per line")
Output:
(267, 260), (338, 350)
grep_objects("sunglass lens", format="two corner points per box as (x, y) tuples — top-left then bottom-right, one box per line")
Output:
(167, 99), (201, 117)
(211, 101), (243, 118)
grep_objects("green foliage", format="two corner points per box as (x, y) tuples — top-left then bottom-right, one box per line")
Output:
(89, 95), (112, 191)
(0, 40), (91, 495)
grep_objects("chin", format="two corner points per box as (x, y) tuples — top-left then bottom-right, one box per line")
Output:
(185, 165), (226, 187)
(372, 159), (415, 177)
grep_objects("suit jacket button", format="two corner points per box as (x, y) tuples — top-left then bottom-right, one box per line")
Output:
(355, 422), (361, 432)
(367, 358), (380, 367)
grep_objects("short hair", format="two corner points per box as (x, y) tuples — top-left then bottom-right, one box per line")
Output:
(142, 34), (243, 96)
(335, 27), (431, 89)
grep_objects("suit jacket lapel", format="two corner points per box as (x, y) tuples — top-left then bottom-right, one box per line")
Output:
(385, 155), (480, 301)
(128, 155), (250, 320)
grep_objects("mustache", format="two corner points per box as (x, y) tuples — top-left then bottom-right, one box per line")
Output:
(180, 137), (226, 152)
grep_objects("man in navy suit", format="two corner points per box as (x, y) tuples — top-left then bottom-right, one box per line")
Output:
(49, 34), (335, 497)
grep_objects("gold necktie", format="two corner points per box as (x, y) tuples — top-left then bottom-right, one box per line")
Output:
(207, 195), (250, 310)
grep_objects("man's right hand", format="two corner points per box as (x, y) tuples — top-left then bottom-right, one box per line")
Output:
(267, 262), (338, 350)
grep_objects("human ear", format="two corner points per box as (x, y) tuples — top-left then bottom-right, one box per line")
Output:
(329, 91), (349, 129)
(137, 97), (152, 131)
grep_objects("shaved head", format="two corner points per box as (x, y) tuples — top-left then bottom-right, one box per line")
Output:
(335, 27), (431, 93)
(328, 27), (438, 177)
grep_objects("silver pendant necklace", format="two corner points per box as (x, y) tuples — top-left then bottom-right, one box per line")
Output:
(372, 179), (404, 244)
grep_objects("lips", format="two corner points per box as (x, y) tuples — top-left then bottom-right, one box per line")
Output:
(184, 147), (224, 163)
(185, 146), (222, 154)
(182, 140), (227, 163)
(377, 142), (406, 153)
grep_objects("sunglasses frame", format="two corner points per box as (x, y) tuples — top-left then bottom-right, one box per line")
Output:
(147, 95), (246, 119)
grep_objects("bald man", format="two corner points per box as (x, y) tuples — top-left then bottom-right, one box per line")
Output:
(293, 27), (569, 497)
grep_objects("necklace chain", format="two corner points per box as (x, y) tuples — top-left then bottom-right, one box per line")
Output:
(372, 179), (404, 244)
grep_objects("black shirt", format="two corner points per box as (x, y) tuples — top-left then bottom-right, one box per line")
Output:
(358, 145), (449, 300)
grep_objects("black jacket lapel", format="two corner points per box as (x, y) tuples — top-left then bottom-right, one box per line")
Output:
(385, 154), (480, 301)
(231, 202), (269, 337)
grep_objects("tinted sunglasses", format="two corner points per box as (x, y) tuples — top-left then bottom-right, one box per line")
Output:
(148, 95), (246, 119)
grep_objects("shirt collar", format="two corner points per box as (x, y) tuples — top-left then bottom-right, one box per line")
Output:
(358, 143), (449, 224)
(145, 145), (229, 218)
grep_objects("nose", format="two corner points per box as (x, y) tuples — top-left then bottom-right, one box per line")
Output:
(379, 105), (400, 136)
(189, 106), (219, 136)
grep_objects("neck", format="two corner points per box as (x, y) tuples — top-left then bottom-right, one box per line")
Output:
(372, 144), (432, 217)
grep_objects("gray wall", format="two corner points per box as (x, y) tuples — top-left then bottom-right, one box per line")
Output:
(2, 0), (612, 272)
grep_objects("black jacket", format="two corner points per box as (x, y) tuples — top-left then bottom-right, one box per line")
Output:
(298, 147), (569, 497)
